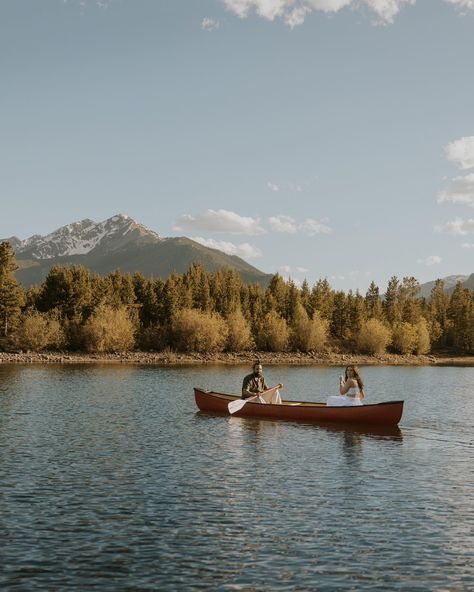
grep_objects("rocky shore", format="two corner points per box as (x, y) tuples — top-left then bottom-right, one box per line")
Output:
(1, 351), (473, 366)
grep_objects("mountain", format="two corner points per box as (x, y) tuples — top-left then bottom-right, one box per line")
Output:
(419, 274), (473, 298)
(3, 214), (272, 287)
(6, 214), (161, 260)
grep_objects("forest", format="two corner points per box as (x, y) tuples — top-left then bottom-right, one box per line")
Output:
(1, 241), (473, 354)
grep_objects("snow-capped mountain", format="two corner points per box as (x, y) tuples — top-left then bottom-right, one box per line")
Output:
(3, 214), (272, 287)
(6, 214), (161, 260)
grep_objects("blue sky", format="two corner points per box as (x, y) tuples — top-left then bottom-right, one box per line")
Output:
(1, 0), (473, 291)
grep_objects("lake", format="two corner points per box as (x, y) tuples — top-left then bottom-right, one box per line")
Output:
(0, 364), (473, 591)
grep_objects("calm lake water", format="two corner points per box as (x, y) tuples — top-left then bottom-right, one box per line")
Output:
(0, 364), (473, 591)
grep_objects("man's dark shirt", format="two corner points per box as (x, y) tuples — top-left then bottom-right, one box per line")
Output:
(241, 373), (268, 399)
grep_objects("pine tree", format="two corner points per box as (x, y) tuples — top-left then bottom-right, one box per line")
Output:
(365, 281), (382, 319)
(37, 265), (93, 321)
(448, 282), (473, 352)
(399, 276), (421, 324)
(429, 279), (450, 346)
(266, 274), (288, 318)
(0, 242), (23, 338)
(300, 279), (311, 316)
(383, 276), (400, 326)
(310, 278), (334, 321)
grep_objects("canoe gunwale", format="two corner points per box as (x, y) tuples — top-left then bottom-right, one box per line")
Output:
(194, 387), (404, 426)
(194, 388), (403, 408)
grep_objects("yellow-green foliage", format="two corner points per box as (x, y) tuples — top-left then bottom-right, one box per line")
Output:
(414, 318), (431, 354)
(306, 312), (329, 352)
(17, 311), (64, 351)
(82, 305), (136, 352)
(258, 310), (289, 352)
(391, 322), (418, 354)
(226, 308), (254, 351)
(291, 304), (328, 352)
(173, 308), (228, 352)
(357, 318), (391, 355)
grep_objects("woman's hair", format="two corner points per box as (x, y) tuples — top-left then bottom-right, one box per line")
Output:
(345, 366), (364, 391)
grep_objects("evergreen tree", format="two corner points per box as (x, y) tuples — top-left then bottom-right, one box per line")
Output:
(399, 276), (421, 324)
(365, 281), (382, 319)
(286, 280), (301, 324)
(330, 291), (349, 343)
(37, 265), (93, 321)
(310, 278), (334, 320)
(0, 242), (23, 338)
(300, 279), (311, 316)
(429, 279), (450, 346)
(383, 276), (400, 326)
(104, 271), (136, 308)
(266, 274), (288, 318)
(448, 283), (474, 352)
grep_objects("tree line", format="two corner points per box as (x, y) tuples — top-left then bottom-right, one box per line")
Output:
(0, 241), (473, 354)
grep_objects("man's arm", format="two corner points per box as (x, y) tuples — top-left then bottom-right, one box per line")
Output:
(242, 374), (254, 399)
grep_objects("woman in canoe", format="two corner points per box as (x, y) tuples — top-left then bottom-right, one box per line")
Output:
(339, 366), (365, 401)
(327, 365), (365, 406)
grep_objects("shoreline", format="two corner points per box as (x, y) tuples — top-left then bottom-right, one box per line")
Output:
(1, 351), (473, 367)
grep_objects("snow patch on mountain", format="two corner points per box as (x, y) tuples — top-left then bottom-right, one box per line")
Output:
(9, 214), (161, 259)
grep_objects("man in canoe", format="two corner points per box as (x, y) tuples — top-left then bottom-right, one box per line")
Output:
(241, 362), (283, 404)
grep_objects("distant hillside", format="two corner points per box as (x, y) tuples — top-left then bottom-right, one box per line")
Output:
(3, 215), (273, 288)
(419, 274), (473, 298)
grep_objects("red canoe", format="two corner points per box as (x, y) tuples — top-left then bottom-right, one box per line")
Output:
(194, 388), (404, 426)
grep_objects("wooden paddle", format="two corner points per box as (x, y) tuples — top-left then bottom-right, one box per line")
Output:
(228, 385), (281, 415)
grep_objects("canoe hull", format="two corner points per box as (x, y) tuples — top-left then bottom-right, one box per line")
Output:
(194, 388), (403, 426)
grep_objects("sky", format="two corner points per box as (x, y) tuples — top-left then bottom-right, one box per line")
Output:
(1, 0), (473, 292)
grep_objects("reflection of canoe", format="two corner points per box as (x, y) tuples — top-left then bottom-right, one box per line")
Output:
(194, 388), (404, 426)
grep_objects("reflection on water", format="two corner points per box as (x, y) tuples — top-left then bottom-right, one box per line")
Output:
(0, 364), (473, 591)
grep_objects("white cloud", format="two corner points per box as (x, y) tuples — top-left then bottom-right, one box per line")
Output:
(269, 215), (297, 233)
(201, 17), (220, 31)
(445, 136), (474, 170)
(267, 181), (279, 192)
(279, 265), (309, 273)
(191, 237), (262, 259)
(417, 255), (442, 266)
(222, 0), (416, 26)
(285, 6), (310, 27)
(445, 0), (474, 11)
(435, 218), (474, 235)
(461, 242), (474, 248)
(268, 215), (332, 234)
(438, 173), (474, 208)
(300, 217), (332, 235)
(289, 183), (303, 192)
(173, 209), (266, 235)
(65, 0), (114, 8)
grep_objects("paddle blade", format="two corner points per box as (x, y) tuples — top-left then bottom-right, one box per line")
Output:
(228, 398), (247, 414)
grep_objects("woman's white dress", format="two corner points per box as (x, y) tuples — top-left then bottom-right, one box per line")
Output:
(326, 386), (363, 406)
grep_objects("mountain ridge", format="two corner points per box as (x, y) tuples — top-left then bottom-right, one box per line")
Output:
(419, 274), (474, 298)
(2, 214), (272, 287)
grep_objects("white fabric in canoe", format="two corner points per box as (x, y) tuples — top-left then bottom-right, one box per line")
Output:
(326, 395), (363, 407)
(257, 388), (282, 404)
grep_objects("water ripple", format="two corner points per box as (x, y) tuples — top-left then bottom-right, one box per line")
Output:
(0, 364), (473, 590)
